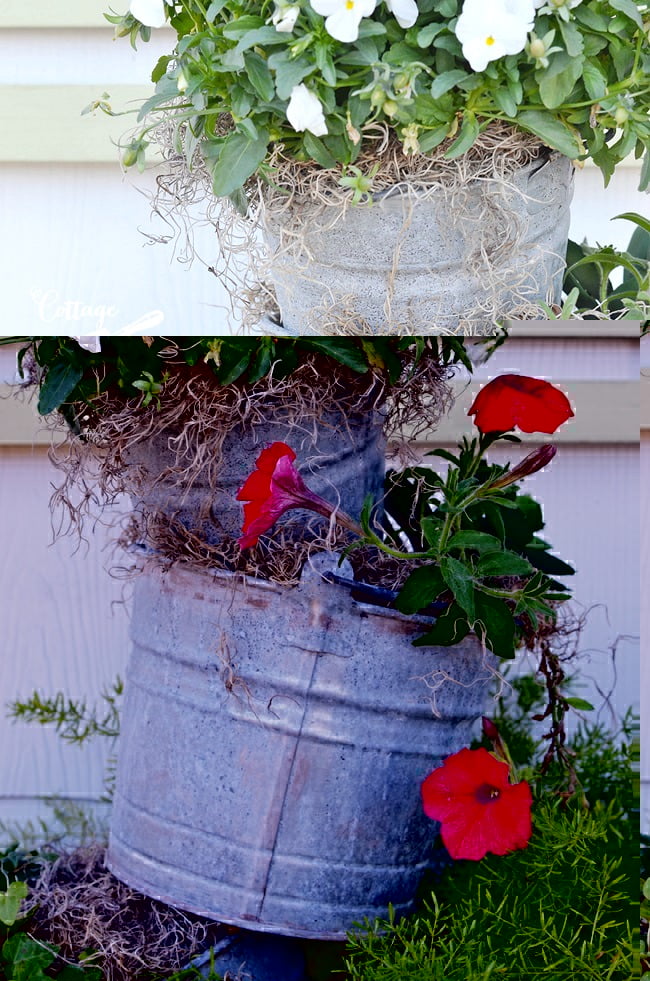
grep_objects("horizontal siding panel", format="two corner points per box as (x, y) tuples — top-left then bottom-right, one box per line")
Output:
(0, 379), (638, 445)
(506, 322), (640, 338)
(413, 379), (638, 445)
(0, 85), (156, 162)
(642, 374), (650, 430)
(0, 0), (112, 28)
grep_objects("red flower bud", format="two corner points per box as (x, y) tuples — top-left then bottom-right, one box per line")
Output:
(490, 444), (557, 489)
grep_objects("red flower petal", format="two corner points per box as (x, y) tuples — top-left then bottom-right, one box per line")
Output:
(237, 442), (296, 502)
(421, 747), (532, 861)
(468, 375), (574, 435)
(237, 441), (338, 549)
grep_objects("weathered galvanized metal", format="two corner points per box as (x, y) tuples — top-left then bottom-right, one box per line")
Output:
(262, 154), (574, 335)
(108, 553), (493, 939)
(124, 409), (386, 546)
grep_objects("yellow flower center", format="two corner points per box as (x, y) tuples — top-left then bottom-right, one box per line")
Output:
(346, 0), (355, 7)
(485, 35), (495, 46)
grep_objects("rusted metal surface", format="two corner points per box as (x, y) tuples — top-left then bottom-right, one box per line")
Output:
(108, 554), (493, 939)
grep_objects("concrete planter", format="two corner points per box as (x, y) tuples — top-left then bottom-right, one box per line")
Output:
(262, 153), (574, 335)
(107, 554), (493, 940)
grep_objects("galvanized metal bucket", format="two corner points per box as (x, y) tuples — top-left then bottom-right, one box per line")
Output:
(108, 553), (493, 939)
(124, 409), (386, 547)
(262, 154), (574, 335)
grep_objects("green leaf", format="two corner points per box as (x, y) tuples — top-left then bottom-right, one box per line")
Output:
(607, 0), (643, 26)
(557, 18), (583, 58)
(581, 60), (608, 101)
(417, 124), (449, 153)
(151, 55), (171, 84)
(412, 602), (470, 647)
(395, 565), (445, 615)
(614, 212), (650, 236)
(473, 593), (516, 658)
(522, 546), (575, 577)
(247, 339), (276, 384)
(420, 517), (441, 549)
(416, 23), (446, 47)
(440, 556), (475, 619)
(493, 88), (518, 118)
(267, 51), (313, 100)
(206, 0), (228, 17)
(446, 531), (502, 553)
(430, 70), (471, 99)
(538, 52), (584, 110)
(298, 339), (369, 372)
(37, 361), (84, 415)
(211, 131), (269, 197)
(444, 113), (479, 159)
(0, 880), (28, 925)
(244, 52), (275, 102)
(516, 111), (582, 158)
(302, 132), (338, 168)
(639, 151), (650, 193)
(565, 697), (595, 712)
(477, 550), (534, 578)
(2, 934), (57, 981)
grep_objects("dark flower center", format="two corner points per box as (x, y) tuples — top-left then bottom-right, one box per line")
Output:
(475, 783), (501, 804)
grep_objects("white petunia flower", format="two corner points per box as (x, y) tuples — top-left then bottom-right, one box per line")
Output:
(286, 84), (328, 136)
(272, 2), (301, 32)
(455, 0), (535, 72)
(129, 0), (167, 28)
(310, 0), (377, 43)
(385, 0), (419, 28)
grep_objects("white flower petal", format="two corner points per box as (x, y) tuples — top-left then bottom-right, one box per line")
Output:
(310, 0), (377, 42)
(286, 83), (328, 137)
(385, 0), (419, 28)
(129, 0), (167, 28)
(455, 0), (531, 71)
(273, 3), (300, 31)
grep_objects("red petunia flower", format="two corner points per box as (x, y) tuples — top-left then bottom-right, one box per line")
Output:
(421, 747), (532, 861)
(468, 375), (574, 435)
(237, 441), (361, 549)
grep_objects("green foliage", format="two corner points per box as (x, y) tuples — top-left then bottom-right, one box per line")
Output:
(560, 212), (650, 321)
(8, 681), (123, 746)
(363, 438), (573, 658)
(0, 846), (101, 981)
(3, 336), (472, 420)
(346, 717), (637, 980)
(108, 0), (649, 198)
(2, 683), (123, 850)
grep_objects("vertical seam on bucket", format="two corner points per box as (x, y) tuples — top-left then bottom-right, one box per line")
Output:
(258, 647), (322, 918)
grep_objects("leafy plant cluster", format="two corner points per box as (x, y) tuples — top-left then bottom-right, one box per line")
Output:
(2, 335), (472, 425)
(358, 437), (574, 659)
(108, 0), (649, 201)
(0, 846), (101, 981)
(557, 211), (650, 322)
(346, 707), (637, 980)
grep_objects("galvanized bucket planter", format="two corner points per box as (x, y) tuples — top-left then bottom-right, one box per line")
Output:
(124, 409), (386, 547)
(107, 553), (493, 940)
(262, 153), (574, 335)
